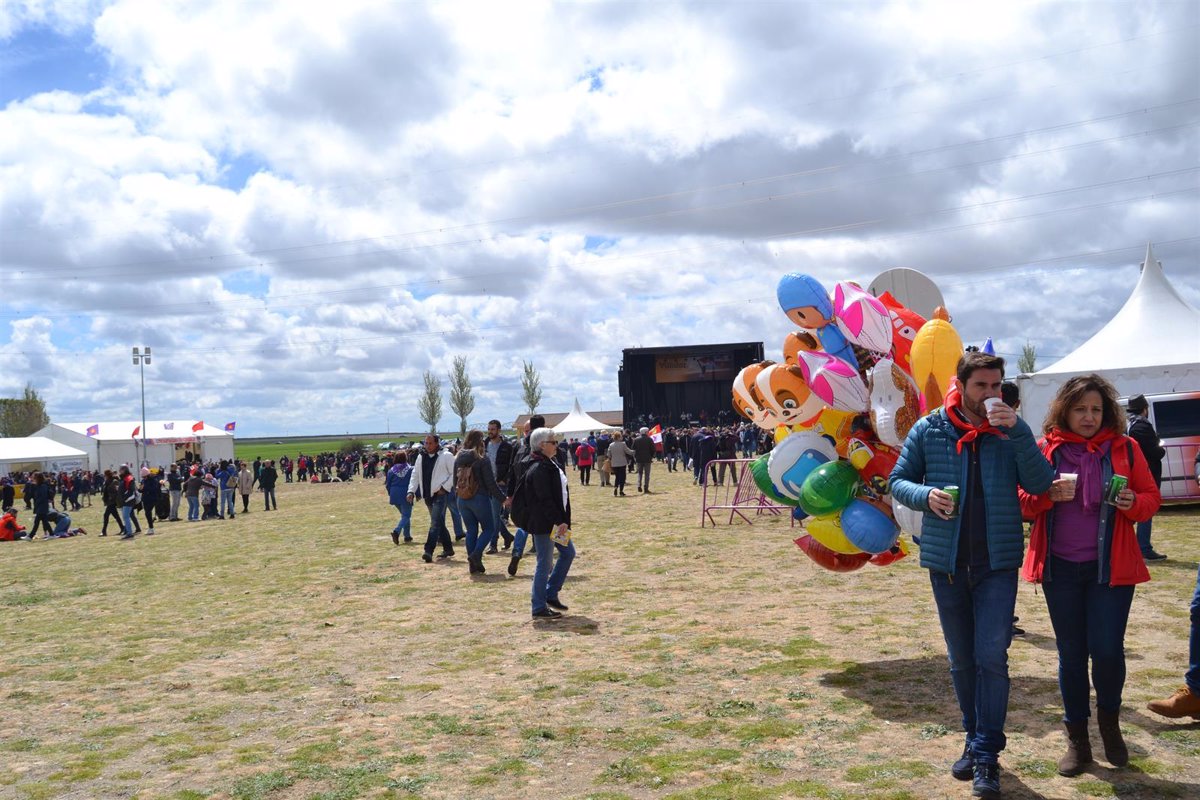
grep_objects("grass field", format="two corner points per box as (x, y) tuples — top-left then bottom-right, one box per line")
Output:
(2, 468), (1198, 799)
(232, 438), (425, 464)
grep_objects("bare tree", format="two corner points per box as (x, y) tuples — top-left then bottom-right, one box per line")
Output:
(417, 370), (443, 433)
(448, 355), (475, 438)
(0, 382), (50, 437)
(521, 360), (542, 415)
(1018, 341), (1037, 374)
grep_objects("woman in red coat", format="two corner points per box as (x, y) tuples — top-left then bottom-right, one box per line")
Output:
(1019, 374), (1160, 777)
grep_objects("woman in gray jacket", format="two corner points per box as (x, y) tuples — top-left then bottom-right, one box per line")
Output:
(606, 430), (636, 497)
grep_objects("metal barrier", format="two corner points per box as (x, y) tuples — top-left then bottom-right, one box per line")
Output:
(700, 458), (793, 527)
(1162, 442), (1200, 502)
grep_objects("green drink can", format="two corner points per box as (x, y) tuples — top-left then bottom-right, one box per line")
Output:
(944, 485), (960, 518)
(1105, 474), (1128, 505)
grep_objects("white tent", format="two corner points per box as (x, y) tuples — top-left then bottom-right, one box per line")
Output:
(551, 399), (616, 439)
(34, 420), (236, 470)
(1018, 243), (1200, 426)
(0, 437), (89, 476)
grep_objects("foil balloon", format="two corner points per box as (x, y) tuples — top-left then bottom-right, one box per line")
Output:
(750, 454), (797, 506)
(782, 331), (821, 366)
(841, 498), (900, 554)
(798, 460), (860, 518)
(767, 430), (838, 501)
(755, 363), (826, 429)
(892, 501), (924, 538)
(877, 291), (926, 377)
(732, 361), (775, 427)
(846, 437), (900, 498)
(833, 281), (893, 355)
(792, 407), (863, 457)
(794, 535), (871, 572)
(776, 272), (859, 367)
(868, 538), (910, 567)
(867, 357), (921, 447)
(909, 306), (963, 411)
(805, 514), (863, 555)
(792, 350), (869, 413)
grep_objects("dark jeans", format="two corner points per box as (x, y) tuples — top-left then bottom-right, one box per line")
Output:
(613, 465), (627, 492)
(423, 493), (453, 555)
(263, 487), (277, 510)
(579, 465), (591, 484)
(929, 565), (1018, 764)
(1042, 556), (1134, 721)
(1189, 563), (1200, 694)
(102, 505), (125, 533)
(241, 493), (251, 512)
(718, 460), (738, 485)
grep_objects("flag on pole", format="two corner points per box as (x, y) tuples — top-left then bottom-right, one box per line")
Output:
(224, 422), (236, 432)
(86, 424), (99, 437)
(131, 426), (141, 438)
(192, 421), (205, 433)
(648, 424), (663, 445)
(164, 422), (175, 430)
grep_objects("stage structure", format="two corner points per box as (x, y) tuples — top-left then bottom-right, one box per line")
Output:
(619, 342), (765, 429)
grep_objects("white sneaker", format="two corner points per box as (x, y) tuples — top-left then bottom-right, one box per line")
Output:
(146, 529), (156, 536)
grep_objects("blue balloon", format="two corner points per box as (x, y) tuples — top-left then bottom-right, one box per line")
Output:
(840, 499), (900, 554)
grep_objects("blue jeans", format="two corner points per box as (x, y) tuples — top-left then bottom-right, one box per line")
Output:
(531, 533), (575, 613)
(392, 499), (413, 540)
(1188, 563), (1200, 694)
(512, 527), (530, 557)
(447, 491), (464, 539)
(423, 493), (453, 555)
(490, 495), (510, 542)
(220, 489), (235, 517)
(186, 496), (200, 521)
(120, 505), (136, 535)
(458, 493), (496, 558)
(1135, 518), (1155, 555)
(263, 487), (277, 510)
(929, 566), (1018, 764)
(1042, 556), (1135, 720)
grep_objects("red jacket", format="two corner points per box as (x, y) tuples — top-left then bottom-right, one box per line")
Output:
(1, 512), (25, 541)
(1019, 430), (1159, 587)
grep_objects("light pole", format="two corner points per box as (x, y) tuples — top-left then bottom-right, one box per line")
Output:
(133, 347), (151, 467)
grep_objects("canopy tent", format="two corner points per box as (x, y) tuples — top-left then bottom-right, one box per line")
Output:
(33, 420), (235, 470)
(1018, 243), (1200, 425)
(0, 437), (89, 476)
(551, 399), (618, 439)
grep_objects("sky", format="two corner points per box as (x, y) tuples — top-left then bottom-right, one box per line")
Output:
(1, 0), (1197, 436)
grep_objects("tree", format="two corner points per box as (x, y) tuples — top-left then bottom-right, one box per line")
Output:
(0, 382), (50, 437)
(448, 355), (475, 438)
(417, 370), (443, 433)
(1018, 341), (1037, 374)
(521, 360), (542, 415)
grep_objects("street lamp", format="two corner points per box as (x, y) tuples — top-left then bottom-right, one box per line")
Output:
(133, 347), (151, 467)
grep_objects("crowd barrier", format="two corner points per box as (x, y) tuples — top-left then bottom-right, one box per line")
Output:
(699, 458), (793, 527)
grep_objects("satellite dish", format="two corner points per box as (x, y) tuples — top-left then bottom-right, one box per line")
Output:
(868, 268), (945, 320)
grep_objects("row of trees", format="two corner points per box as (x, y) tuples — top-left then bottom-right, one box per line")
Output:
(0, 383), (50, 438)
(417, 358), (543, 436)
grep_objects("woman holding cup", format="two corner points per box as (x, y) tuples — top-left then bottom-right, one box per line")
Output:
(1019, 374), (1160, 777)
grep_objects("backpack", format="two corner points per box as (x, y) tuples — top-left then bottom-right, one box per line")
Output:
(509, 467), (531, 529)
(455, 459), (479, 500)
(227, 472), (239, 490)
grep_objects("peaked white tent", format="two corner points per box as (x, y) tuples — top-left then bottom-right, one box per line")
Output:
(34, 420), (235, 470)
(1019, 243), (1200, 425)
(552, 400), (616, 439)
(0, 437), (89, 476)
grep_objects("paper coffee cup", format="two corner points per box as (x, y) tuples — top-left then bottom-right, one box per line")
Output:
(983, 397), (1003, 413)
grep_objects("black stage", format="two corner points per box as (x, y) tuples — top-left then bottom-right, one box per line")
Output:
(618, 342), (764, 428)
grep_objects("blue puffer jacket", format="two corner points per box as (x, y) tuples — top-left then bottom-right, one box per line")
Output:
(890, 409), (1054, 574)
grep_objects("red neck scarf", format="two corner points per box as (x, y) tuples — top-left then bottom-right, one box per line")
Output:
(943, 386), (1004, 453)
(1042, 426), (1120, 453)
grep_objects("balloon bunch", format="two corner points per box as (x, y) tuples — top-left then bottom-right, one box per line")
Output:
(734, 272), (965, 572)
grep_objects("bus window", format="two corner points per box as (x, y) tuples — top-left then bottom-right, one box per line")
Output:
(1153, 398), (1200, 439)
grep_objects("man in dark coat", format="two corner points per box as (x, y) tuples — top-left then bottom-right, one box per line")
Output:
(1126, 394), (1166, 560)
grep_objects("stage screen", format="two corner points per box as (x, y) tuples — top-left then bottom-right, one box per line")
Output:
(620, 342), (764, 428)
(654, 352), (736, 383)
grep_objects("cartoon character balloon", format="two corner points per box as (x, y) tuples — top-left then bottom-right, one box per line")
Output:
(792, 350), (869, 413)
(877, 291), (926, 377)
(767, 430), (838, 501)
(732, 361), (775, 427)
(776, 273), (859, 367)
(833, 281), (893, 355)
(909, 306), (963, 410)
(754, 363), (826, 429)
(867, 357), (920, 447)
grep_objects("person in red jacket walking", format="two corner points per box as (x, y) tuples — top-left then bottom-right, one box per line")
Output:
(574, 440), (595, 486)
(1018, 374), (1160, 778)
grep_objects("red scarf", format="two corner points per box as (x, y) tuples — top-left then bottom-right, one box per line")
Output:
(943, 386), (1005, 453)
(1042, 426), (1120, 453)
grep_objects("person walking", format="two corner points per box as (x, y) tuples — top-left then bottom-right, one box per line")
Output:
(385, 452), (413, 544)
(166, 464), (183, 521)
(28, 473), (54, 538)
(607, 430), (635, 497)
(118, 465), (141, 540)
(184, 467), (203, 522)
(260, 460), (278, 510)
(633, 427), (656, 493)
(139, 467), (160, 536)
(485, 420), (515, 552)
(1019, 374), (1160, 776)
(890, 352), (1055, 800)
(100, 469), (123, 535)
(504, 416), (541, 576)
(238, 461), (255, 513)
(454, 430), (505, 574)
(1125, 394), (1166, 561)
(575, 438), (595, 486)
(522, 427), (576, 619)
(407, 434), (456, 563)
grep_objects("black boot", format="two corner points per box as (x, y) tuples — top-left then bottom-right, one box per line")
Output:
(1096, 708), (1128, 767)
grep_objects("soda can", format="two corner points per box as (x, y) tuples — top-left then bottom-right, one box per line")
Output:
(1105, 474), (1128, 506)
(944, 485), (960, 518)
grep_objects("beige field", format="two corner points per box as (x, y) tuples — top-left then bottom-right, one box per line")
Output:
(1, 467), (1197, 800)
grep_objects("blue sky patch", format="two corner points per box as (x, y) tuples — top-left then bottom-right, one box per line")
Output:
(0, 26), (107, 105)
(584, 235), (618, 252)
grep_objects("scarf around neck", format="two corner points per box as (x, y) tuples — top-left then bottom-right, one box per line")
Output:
(943, 386), (1004, 453)
(1043, 427), (1119, 510)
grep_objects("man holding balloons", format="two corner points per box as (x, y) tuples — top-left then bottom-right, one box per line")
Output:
(890, 352), (1055, 800)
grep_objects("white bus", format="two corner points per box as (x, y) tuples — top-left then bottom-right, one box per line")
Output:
(1123, 391), (1200, 503)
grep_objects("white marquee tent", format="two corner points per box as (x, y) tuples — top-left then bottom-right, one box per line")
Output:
(33, 420), (235, 470)
(1018, 243), (1200, 425)
(551, 399), (617, 439)
(0, 437), (89, 476)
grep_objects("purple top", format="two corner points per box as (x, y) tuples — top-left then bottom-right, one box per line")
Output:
(1049, 440), (1110, 563)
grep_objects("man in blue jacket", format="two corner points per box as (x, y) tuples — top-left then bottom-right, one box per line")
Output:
(891, 352), (1054, 800)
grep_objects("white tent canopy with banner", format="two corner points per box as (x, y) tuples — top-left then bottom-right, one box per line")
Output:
(0, 437), (89, 476)
(551, 399), (616, 440)
(33, 420), (236, 470)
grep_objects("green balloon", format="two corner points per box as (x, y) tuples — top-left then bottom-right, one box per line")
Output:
(798, 460), (860, 518)
(750, 454), (797, 506)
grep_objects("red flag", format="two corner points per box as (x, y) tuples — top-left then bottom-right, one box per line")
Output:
(192, 420), (205, 432)
(648, 424), (663, 444)
(131, 426), (140, 438)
